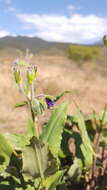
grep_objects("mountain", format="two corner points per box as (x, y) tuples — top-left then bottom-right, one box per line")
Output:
(0, 36), (71, 54)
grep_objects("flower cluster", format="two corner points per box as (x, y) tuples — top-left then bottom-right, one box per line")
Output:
(13, 60), (55, 116)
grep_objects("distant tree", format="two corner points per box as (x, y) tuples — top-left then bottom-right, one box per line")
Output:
(103, 35), (107, 46)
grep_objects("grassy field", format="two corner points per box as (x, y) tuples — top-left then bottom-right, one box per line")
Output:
(0, 51), (107, 134)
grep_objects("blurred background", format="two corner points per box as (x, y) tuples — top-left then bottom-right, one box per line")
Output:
(0, 0), (107, 133)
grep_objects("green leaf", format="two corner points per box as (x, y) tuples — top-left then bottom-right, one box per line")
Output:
(0, 134), (13, 157)
(73, 110), (95, 166)
(0, 134), (14, 173)
(99, 107), (107, 125)
(14, 101), (28, 108)
(85, 119), (96, 141)
(22, 136), (57, 178)
(45, 171), (64, 190)
(62, 116), (94, 167)
(4, 133), (30, 150)
(84, 108), (107, 126)
(40, 104), (68, 155)
(34, 178), (41, 189)
(25, 185), (35, 190)
(101, 127), (107, 149)
(102, 128), (107, 137)
(55, 91), (71, 102)
(26, 119), (36, 138)
(68, 158), (82, 182)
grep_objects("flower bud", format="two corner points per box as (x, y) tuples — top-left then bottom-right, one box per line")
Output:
(27, 66), (37, 84)
(13, 67), (22, 84)
(31, 99), (41, 115)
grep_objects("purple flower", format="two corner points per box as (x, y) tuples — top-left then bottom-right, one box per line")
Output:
(45, 98), (54, 109)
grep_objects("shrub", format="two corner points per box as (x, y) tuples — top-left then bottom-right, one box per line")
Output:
(67, 45), (100, 62)
(103, 35), (107, 46)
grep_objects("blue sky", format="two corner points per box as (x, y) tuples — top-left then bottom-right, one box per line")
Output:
(0, 0), (107, 43)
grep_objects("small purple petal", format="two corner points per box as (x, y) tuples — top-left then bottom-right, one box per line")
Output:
(45, 98), (54, 109)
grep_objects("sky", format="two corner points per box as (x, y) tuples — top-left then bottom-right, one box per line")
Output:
(0, 0), (107, 43)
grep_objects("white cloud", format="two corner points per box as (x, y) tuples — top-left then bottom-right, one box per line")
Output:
(16, 13), (107, 43)
(0, 30), (10, 37)
(0, 30), (16, 37)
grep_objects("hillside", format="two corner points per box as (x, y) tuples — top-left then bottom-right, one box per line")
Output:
(0, 36), (71, 54)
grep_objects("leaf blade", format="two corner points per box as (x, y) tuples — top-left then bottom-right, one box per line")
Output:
(40, 104), (68, 155)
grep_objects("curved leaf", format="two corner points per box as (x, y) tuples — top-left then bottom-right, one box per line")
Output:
(4, 133), (30, 150)
(0, 134), (14, 173)
(73, 110), (95, 166)
(22, 136), (57, 178)
(68, 158), (82, 182)
(40, 104), (68, 155)
(45, 170), (64, 190)
(14, 101), (28, 108)
(55, 91), (71, 102)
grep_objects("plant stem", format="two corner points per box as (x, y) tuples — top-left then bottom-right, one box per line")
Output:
(30, 82), (44, 180)
(30, 82), (40, 137)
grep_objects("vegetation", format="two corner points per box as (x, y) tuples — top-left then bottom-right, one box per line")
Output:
(0, 36), (69, 54)
(0, 54), (107, 190)
(67, 45), (100, 62)
(103, 35), (107, 46)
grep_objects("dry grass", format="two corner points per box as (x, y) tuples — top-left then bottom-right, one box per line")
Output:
(0, 54), (107, 133)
